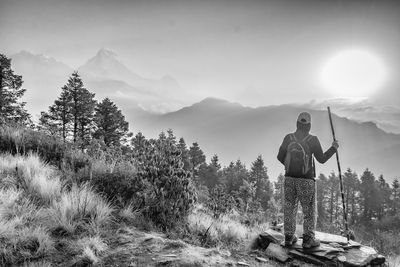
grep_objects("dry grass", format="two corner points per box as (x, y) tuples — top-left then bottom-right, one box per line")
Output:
(0, 223), (54, 265)
(0, 154), (114, 265)
(71, 235), (108, 265)
(187, 205), (269, 247)
(118, 202), (140, 221)
(44, 183), (114, 235)
(0, 154), (62, 204)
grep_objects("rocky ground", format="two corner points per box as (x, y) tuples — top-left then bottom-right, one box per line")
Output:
(99, 225), (315, 267)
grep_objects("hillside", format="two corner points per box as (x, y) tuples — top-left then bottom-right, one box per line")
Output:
(131, 97), (400, 182)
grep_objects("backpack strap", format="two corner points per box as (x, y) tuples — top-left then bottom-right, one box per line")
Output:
(302, 134), (312, 142)
(290, 133), (297, 141)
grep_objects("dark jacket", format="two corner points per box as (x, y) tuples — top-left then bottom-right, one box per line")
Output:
(277, 130), (337, 179)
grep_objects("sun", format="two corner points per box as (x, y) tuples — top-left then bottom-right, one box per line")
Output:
(321, 49), (387, 98)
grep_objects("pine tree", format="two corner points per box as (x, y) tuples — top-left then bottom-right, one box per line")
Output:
(131, 132), (147, 156)
(40, 72), (96, 145)
(221, 160), (248, 194)
(188, 142), (206, 172)
(40, 86), (71, 141)
(198, 162), (219, 189)
(360, 169), (379, 222)
(391, 179), (400, 215)
(166, 129), (176, 145)
(343, 169), (360, 225)
(65, 72), (96, 145)
(376, 175), (391, 220)
(177, 137), (191, 170)
(0, 54), (30, 124)
(249, 155), (272, 210)
(94, 97), (130, 146)
(210, 154), (221, 170)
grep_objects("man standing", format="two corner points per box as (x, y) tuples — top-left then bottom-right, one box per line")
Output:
(277, 112), (338, 248)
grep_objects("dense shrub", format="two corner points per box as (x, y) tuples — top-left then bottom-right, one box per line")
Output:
(90, 170), (144, 206)
(135, 133), (197, 229)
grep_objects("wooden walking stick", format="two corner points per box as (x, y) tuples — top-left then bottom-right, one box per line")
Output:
(327, 107), (350, 242)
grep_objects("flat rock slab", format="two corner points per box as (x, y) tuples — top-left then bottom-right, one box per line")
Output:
(295, 227), (361, 246)
(265, 243), (291, 263)
(317, 231), (347, 244)
(289, 250), (325, 266)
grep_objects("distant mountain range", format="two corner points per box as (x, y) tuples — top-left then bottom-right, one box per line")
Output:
(10, 49), (194, 118)
(131, 97), (400, 182)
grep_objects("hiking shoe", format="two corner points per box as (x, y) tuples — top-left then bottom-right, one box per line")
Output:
(302, 235), (320, 249)
(284, 234), (298, 246)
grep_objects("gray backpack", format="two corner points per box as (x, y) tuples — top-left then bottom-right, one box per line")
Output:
(284, 134), (312, 176)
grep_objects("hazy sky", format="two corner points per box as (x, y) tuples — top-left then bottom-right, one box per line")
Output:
(1, 0), (400, 106)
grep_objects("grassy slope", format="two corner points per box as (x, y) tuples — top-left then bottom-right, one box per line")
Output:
(0, 153), (318, 267)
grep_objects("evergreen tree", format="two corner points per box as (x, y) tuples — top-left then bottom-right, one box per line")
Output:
(343, 169), (360, 225)
(131, 132), (147, 156)
(69, 76), (96, 144)
(210, 154), (221, 170)
(188, 142), (206, 172)
(94, 97), (130, 146)
(40, 72), (96, 145)
(60, 71), (96, 143)
(0, 54), (30, 124)
(360, 169), (379, 222)
(238, 179), (259, 213)
(391, 179), (400, 215)
(376, 175), (391, 220)
(177, 137), (191, 170)
(39, 86), (71, 141)
(249, 155), (272, 210)
(221, 160), (248, 194)
(198, 162), (220, 189)
(166, 129), (177, 145)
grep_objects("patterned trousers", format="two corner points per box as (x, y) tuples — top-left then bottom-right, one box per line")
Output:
(284, 176), (316, 238)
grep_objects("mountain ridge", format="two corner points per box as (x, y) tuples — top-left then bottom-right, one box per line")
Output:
(131, 97), (400, 182)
